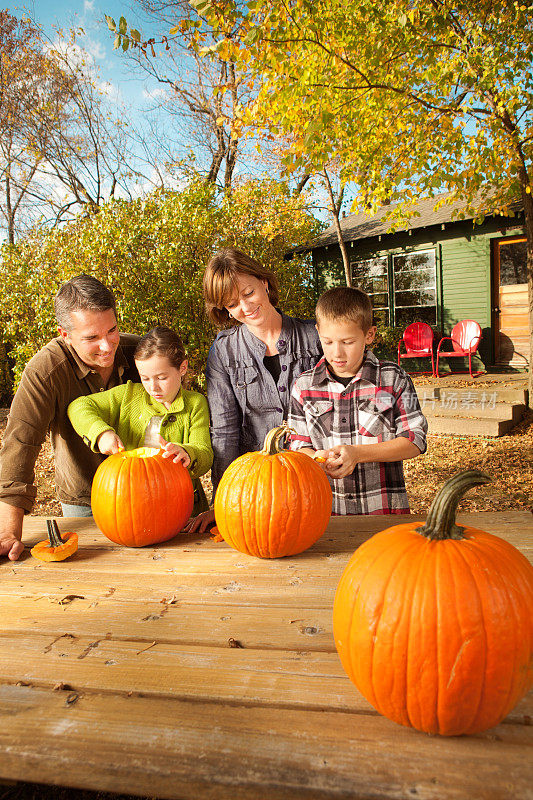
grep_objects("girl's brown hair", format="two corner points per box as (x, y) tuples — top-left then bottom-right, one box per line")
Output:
(203, 247), (279, 327)
(134, 326), (186, 369)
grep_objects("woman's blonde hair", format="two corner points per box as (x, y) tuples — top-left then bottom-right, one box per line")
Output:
(203, 248), (279, 327)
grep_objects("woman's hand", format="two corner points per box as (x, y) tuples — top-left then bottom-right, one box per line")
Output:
(158, 436), (191, 467)
(183, 508), (215, 533)
(97, 430), (125, 455)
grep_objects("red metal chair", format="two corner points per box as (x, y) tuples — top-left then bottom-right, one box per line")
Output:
(397, 322), (435, 376)
(436, 320), (483, 378)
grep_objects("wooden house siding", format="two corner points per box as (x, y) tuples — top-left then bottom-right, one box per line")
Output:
(440, 236), (491, 331)
(305, 213), (526, 368)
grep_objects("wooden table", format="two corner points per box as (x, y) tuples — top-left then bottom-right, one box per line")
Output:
(1, 513), (532, 800)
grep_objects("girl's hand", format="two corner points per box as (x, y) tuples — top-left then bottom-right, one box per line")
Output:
(158, 435), (191, 467)
(97, 430), (125, 455)
(183, 509), (215, 534)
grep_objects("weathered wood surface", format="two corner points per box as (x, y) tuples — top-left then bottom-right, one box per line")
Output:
(0, 513), (532, 800)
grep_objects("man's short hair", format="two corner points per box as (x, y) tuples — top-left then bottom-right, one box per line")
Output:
(316, 286), (373, 332)
(54, 274), (116, 331)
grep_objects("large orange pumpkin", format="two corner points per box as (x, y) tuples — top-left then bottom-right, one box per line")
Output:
(214, 426), (332, 558)
(333, 470), (533, 736)
(91, 447), (194, 547)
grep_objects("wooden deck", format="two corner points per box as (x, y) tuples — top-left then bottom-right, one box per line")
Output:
(1, 513), (532, 800)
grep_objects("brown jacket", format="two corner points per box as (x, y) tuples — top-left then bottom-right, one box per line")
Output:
(0, 334), (140, 511)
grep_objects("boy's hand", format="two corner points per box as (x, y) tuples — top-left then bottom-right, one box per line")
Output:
(158, 436), (191, 467)
(323, 445), (358, 479)
(97, 430), (125, 455)
(312, 449), (330, 465)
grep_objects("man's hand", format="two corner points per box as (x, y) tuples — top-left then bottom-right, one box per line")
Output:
(96, 430), (125, 455)
(0, 502), (25, 561)
(158, 436), (191, 467)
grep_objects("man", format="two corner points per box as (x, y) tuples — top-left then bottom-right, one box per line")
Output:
(0, 274), (139, 560)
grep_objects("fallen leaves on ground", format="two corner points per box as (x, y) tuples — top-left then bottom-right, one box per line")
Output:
(404, 409), (533, 513)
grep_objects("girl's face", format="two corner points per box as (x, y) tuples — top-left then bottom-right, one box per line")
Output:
(135, 353), (187, 408)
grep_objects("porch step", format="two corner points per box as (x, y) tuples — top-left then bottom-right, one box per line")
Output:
(420, 401), (525, 422)
(413, 385), (527, 436)
(415, 386), (528, 405)
(423, 414), (517, 437)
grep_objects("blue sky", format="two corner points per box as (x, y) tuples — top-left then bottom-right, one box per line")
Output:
(7, 0), (159, 117)
(3, 1), (335, 225)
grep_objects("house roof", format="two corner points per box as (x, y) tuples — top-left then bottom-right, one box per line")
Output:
(294, 192), (522, 253)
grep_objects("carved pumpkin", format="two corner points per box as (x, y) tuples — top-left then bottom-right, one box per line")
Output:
(91, 447), (194, 547)
(214, 426), (332, 558)
(333, 470), (533, 736)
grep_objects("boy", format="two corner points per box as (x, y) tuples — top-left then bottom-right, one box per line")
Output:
(288, 287), (427, 514)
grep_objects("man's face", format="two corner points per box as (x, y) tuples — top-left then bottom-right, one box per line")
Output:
(58, 308), (120, 375)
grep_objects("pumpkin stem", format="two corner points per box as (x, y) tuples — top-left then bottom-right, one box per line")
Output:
(416, 470), (491, 541)
(262, 422), (295, 455)
(47, 519), (64, 547)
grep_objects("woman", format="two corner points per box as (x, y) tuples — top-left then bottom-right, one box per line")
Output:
(185, 248), (322, 532)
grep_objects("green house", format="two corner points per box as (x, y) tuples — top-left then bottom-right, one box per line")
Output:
(298, 195), (529, 370)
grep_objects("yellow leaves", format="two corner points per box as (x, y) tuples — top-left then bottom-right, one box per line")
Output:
(526, 186), (531, 194)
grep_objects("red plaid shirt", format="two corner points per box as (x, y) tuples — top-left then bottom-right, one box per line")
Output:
(288, 351), (427, 515)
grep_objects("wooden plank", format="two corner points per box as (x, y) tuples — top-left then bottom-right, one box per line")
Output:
(0, 684), (531, 800)
(0, 594), (336, 651)
(15, 513), (533, 573)
(2, 632), (531, 724)
(0, 631), (370, 713)
(22, 512), (533, 544)
(0, 571), (340, 608)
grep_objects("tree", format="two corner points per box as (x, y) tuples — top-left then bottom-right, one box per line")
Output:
(0, 178), (321, 390)
(0, 11), (143, 242)
(0, 12), (53, 243)
(105, 2), (263, 190)
(192, 0), (533, 404)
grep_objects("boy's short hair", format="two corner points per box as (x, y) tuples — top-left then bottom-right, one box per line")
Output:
(134, 326), (186, 370)
(315, 286), (373, 332)
(203, 248), (279, 327)
(54, 274), (116, 331)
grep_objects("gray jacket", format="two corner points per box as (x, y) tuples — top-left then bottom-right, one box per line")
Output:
(206, 313), (322, 492)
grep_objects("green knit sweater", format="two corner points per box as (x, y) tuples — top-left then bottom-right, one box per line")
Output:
(68, 381), (213, 515)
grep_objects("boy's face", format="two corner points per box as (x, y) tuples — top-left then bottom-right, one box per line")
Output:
(316, 316), (376, 378)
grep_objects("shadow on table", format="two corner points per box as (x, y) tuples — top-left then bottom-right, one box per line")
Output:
(0, 781), (156, 800)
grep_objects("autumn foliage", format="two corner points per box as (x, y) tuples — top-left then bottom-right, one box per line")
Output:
(0, 179), (321, 392)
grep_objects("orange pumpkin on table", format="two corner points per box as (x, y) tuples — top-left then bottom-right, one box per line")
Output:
(214, 425), (332, 558)
(91, 446), (194, 547)
(333, 470), (533, 736)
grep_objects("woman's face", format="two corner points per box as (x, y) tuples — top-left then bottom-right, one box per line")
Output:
(224, 273), (272, 328)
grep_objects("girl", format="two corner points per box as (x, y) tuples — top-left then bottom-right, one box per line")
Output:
(68, 326), (213, 517)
